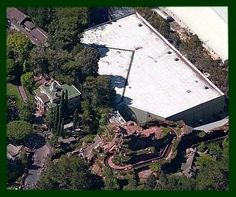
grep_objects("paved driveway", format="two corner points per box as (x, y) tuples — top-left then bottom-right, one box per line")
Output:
(24, 144), (51, 189)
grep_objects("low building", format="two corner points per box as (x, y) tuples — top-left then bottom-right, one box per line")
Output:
(7, 8), (48, 46)
(34, 80), (81, 115)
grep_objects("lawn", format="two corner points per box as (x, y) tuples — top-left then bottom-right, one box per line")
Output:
(7, 83), (24, 108)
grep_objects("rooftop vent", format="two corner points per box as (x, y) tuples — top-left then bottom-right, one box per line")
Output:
(138, 23), (143, 27)
(204, 86), (209, 90)
(167, 51), (172, 54)
(175, 58), (179, 61)
(203, 72), (210, 78)
(186, 90), (191, 93)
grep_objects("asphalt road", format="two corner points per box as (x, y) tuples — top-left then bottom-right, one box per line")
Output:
(24, 144), (51, 189)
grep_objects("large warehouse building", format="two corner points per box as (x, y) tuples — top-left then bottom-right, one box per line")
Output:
(162, 7), (228, 62)
(81, 13), (227, 127)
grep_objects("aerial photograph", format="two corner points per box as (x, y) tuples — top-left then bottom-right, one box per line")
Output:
(6, 7), (229, 190)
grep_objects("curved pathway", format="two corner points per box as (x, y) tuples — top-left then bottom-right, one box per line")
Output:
(105, 127), (228, 170)
(106, 129), (177, 170)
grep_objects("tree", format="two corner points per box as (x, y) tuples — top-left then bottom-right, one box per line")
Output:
(19, 104), (33, 122)
(7, 30), (33, 62)
(123, 173), (138, 191)
(56, 92), (65, 135)
(73, 108), (79, 131)
(21, 72), (35, 93)
(196, 153), (215, 170)
(81, 99), (99, 134)
(7, 58), (22, 83)
(19, 151), (29, 167)
(136, 8), (170, 38)
(145, 174), (157, 190)
(83, 76), (115, 109)
(48, 8), (89, 50)
(75, 47), (100, 82)
(149, 162), (161, 172)
(198, 142), (206, 152)
(29, 47), (49, 75)
(7, 120), (33, 143)
(37, 155), (103, 190)
(64, 89), (69, 114)
(53, 105), (59, 133)
(196, 160), (228, 191)
(7, 96), (19, 123)
(21, 8), (55, 31)
(7, 159), (25, 186)
(195, 152), (228, 191)
(103, 167), (119, 190)
(45, 107), (55, 131)
(59, 118), (65, 137)
(207, 143), (223, 160)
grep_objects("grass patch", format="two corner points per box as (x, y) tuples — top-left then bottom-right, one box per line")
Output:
(7, 83), (24, 108)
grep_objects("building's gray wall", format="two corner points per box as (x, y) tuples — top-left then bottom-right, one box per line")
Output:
(129, 106), (166, 123)
(117, 95), (226, 127)
(116, 102), (165, 123)
(167, 95), (226, 127)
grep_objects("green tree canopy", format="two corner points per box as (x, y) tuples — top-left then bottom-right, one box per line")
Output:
(18, 105), (33, 122)
(21, 8), (55, 31)
(7, 58), (22, 83)
(48, 8), (89, 50)
(103, 166), (119, 190)
(7, 30), (33, 62)
(7, 120), (33, 142)
(29, 47), (49, 75)
(21, 72), (35, 93)
(83, 76), (115, 109)
(37, 155), (103, 190)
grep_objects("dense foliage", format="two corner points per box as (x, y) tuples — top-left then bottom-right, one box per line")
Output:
(7, 120), (33, 142)
(7, 30), (33, 63)
(21, 72), (35, 93)
(20, 8), (55, 31)
(137, 138), (228, 191)
(37, 156), (104, 190)
(48, 8), (89, 51)
(7, 31), (33, 84)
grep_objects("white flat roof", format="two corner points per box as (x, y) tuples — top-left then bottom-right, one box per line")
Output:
(97, 47), (132, 103)
(164, 7), (228, 61)
(81, 13), (223, 118)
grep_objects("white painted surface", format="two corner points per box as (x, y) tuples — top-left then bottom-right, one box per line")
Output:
(81, 14), (223, 118)
(164, 7), (228, 61)
(97, 48), (133, 102)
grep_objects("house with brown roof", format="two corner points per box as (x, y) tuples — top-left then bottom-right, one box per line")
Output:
(7, 8), (30, 26)
(7, 8), (48, 46)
